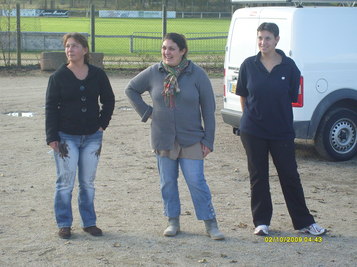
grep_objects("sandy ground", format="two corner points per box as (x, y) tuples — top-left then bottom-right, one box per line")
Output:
(0, 70), (356, 267)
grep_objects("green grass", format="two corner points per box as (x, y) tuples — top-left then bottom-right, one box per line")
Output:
(15, 17), (230, 55)
(0, 16), (228, 67)
(18, 17), (230, 34)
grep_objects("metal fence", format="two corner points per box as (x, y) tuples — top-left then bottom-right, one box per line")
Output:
(0, 3), (231, 69)
(130, 32), (227, 53)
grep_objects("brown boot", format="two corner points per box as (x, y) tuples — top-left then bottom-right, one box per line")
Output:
(58, 227), (71, 239)
(83, 226), (103, 236)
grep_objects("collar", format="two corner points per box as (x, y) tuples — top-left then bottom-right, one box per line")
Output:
(254, 49), (288, 64)
(158, 60), (193, 74)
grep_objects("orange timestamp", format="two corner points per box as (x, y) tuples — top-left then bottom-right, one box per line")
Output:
(264, 236), (323, 243)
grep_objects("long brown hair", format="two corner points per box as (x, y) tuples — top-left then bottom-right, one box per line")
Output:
(63, 32), (90, 64)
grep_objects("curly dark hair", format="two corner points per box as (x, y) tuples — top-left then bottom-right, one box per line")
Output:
(163, 32), (188, 57)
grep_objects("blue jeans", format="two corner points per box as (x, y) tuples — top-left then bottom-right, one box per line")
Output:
(156, 155), (216, 220)
(54, 130), (103, 228)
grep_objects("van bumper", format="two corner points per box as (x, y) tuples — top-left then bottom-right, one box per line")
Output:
(221, 108), (311, 139)
(221, 108), (242, 128)
(293, 121), (311, 139)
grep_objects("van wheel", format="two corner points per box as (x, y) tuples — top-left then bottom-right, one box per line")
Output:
(315, 108), (357, 161)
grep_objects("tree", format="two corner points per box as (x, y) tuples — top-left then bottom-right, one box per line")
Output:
(0, 3), (13, 66)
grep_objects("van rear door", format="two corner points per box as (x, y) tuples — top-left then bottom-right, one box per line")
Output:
(224, 16), (259, 114)
(222, 7), (293, 129)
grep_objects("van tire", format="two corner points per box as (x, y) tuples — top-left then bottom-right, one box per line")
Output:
(314, 108), (357, 161)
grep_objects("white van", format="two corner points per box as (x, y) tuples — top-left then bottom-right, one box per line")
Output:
(222, 5), (357, 161)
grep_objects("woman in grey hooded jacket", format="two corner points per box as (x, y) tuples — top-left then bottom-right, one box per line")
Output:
(125, 33), (224, 240)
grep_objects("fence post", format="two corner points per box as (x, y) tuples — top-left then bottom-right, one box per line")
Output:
(130, 36), (133, 53)
(162, 0), (167, 39)
(16, 3), (21, 66)
(90, 4), (95, 52)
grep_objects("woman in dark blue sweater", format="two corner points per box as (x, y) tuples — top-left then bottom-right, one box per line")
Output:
(236, 23), (326, 237)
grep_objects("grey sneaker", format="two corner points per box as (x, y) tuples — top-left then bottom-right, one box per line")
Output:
(299, 223), (326, 236)
(204, 218), (225, 240)
(163, 217), (180, 237)
(254, 225), (269, 236)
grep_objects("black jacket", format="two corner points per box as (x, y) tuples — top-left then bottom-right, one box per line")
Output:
(45, 64), (115, 144)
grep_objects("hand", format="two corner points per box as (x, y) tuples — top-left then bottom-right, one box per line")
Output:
(201, 144), (211, 158)
(49, 141), (59, 152)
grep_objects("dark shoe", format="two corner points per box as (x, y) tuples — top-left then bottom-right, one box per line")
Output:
(58, 227), (71, 239)
(83, 226), (103, 236)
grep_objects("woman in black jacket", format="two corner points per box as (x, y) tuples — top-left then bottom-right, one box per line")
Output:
(45, 32), (115, 239)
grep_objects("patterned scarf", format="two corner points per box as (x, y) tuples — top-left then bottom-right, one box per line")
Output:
(162, 57), (189, 108)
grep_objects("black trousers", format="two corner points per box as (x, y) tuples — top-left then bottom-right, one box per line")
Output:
(240, 132), (315, 230)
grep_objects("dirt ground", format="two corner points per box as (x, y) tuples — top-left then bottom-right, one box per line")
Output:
(0, 69), (356, 267)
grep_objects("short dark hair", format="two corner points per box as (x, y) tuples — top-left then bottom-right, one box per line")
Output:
(257, 22), (279, 38)
(163, 32), (188, 56)
(63, 32), (90, 64)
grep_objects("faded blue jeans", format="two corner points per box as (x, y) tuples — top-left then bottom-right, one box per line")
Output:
(53, 130), (103, 228)
(156, 155), (216, 220)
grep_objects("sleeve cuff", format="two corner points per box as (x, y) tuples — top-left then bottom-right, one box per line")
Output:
(141, 106), (153, 122)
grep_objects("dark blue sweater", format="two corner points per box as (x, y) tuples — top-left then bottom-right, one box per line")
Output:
(236, 50), (300, 140)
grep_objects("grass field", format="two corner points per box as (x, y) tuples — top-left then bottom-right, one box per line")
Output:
(0, 16), (229, 67)
(19, 17), (230, 34)
(16, 17), (230, 55)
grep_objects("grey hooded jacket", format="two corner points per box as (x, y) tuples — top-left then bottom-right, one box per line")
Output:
(125, 61), (216, 151)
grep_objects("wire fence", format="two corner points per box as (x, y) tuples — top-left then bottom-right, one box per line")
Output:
(0, 2), (232, 70)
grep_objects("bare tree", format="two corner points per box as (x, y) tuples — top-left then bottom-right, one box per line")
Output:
(0, 3), (13, 66)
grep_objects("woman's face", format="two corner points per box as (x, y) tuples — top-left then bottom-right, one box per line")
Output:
(257, 30), (279, 54)
(65, 37), (88, 63)
(161, 39), (186, 67)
